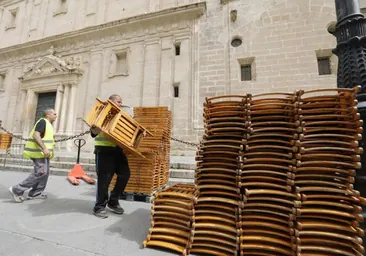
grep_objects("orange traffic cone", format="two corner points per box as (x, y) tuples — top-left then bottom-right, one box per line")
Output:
(67, 163), (95, 185)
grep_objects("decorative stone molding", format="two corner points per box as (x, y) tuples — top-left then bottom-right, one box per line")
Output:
(220, 0), (232, 4)
(17, 48), (84, 149)
(0, 1), (24, 7)
(19, 47), (83, 81)
(0, 28), (191, 70)
(0, 2), (206, 61)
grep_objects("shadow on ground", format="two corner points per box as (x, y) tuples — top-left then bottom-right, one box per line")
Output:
(0, 184), (11, 200)
(78, 185), (96, 197)
(106, 208), (151, 245)
(24, 196), (94, 216)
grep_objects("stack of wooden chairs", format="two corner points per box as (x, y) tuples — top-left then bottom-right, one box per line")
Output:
(109, 107), (172, 195)
(239, 92), (300, 256)
(132, 107), (172, 189)
(0, 133), (12, 150)
(294, 87), (366, 256)
(189, 95), (248, 256)
(143, 183), (196, 256)
(142, 87), (366, 256)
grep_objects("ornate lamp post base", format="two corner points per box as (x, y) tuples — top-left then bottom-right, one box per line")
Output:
(330, 0), (366, 205)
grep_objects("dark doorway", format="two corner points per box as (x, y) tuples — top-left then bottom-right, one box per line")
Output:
(34, 92), (56, 122)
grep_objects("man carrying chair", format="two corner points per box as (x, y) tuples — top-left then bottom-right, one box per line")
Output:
(90, 94), (131, 219)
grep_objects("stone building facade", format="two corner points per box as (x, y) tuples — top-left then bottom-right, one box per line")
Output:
(0, 0), (354, 154)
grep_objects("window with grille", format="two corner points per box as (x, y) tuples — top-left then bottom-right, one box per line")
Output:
(317, 57), (331, 75)
(241, 64), (252, 81)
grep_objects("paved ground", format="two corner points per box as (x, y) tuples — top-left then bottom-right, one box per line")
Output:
(54, 151), (196, 165)
(0, 171), (174, 256)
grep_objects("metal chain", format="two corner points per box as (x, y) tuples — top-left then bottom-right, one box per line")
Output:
(0, 124), (29, 141)
(0, 122), (90, 143)
(54, 130), (91, 142)
(1, 122), (197, 147)
(171, 137), (199, 147)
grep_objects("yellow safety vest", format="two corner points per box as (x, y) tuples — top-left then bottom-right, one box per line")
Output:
(24, 118), (55, 159)
(95, 133), (116, 147)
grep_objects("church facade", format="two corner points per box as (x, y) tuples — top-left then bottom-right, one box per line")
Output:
(0, 0), (350, 154)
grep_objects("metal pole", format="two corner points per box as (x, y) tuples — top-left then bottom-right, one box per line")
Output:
(73, 138), (86, 164)
(331, 0), (366, 240)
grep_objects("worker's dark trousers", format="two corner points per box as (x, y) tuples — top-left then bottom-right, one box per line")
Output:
(93, 147), (130, 212)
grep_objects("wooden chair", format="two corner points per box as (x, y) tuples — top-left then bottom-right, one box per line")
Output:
(84, 98), (153, 158)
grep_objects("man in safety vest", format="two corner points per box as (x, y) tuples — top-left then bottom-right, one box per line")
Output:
(90, 94), (131, 218)
(9, 108), (57, 202)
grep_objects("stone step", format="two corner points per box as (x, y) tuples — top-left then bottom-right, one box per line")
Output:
(0, 150), (196, 184)
(167, 177), (194, 186)
(169, 169), (194, 179)
(170, 162), (196, 170)
(0, 157), (96, 172)
(0, 152), (95, 164)
(0, 154), (196, 170)
(0, 163), (97, 178)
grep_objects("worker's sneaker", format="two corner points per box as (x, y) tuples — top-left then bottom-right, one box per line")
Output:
(93, 209), (108, 219)
(107, 203), (124, 215)
(27, 193), (47, 200)
(9, 187), (24, 203)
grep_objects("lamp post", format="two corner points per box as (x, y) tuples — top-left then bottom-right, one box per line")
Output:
(329, 0), (366, 218)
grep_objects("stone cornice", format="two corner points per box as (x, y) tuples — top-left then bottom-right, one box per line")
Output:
(0, 2), (206, 56)
(0, 0), (23, 7)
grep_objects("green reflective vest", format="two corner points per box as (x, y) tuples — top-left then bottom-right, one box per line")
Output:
(95, 133), (116, 147)
(24, 118), (55, 159)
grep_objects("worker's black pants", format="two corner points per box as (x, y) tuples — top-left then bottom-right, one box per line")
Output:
(93, 147), (130, 212)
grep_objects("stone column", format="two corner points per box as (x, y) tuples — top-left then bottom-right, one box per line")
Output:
(53, 84), (63, 133)
(86, 51), (102, 110)
(65, 83), (77, 134)
(159, 37), (174, 108)
(142, 41), (160, 106)
(172, 38), (191, 139)
(17, 89), (27, 133)
(58, 83), (70, 133)
(23, 89), (33, 139)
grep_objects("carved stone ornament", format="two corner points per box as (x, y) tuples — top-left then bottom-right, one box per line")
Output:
(19, 47), (83, 81)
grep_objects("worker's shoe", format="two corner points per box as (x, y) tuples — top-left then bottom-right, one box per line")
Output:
(107, 203), (124, 215)
(9, 187), (24, 203)
(93, 209), (108, 219)
(27, 193), (47, 200)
